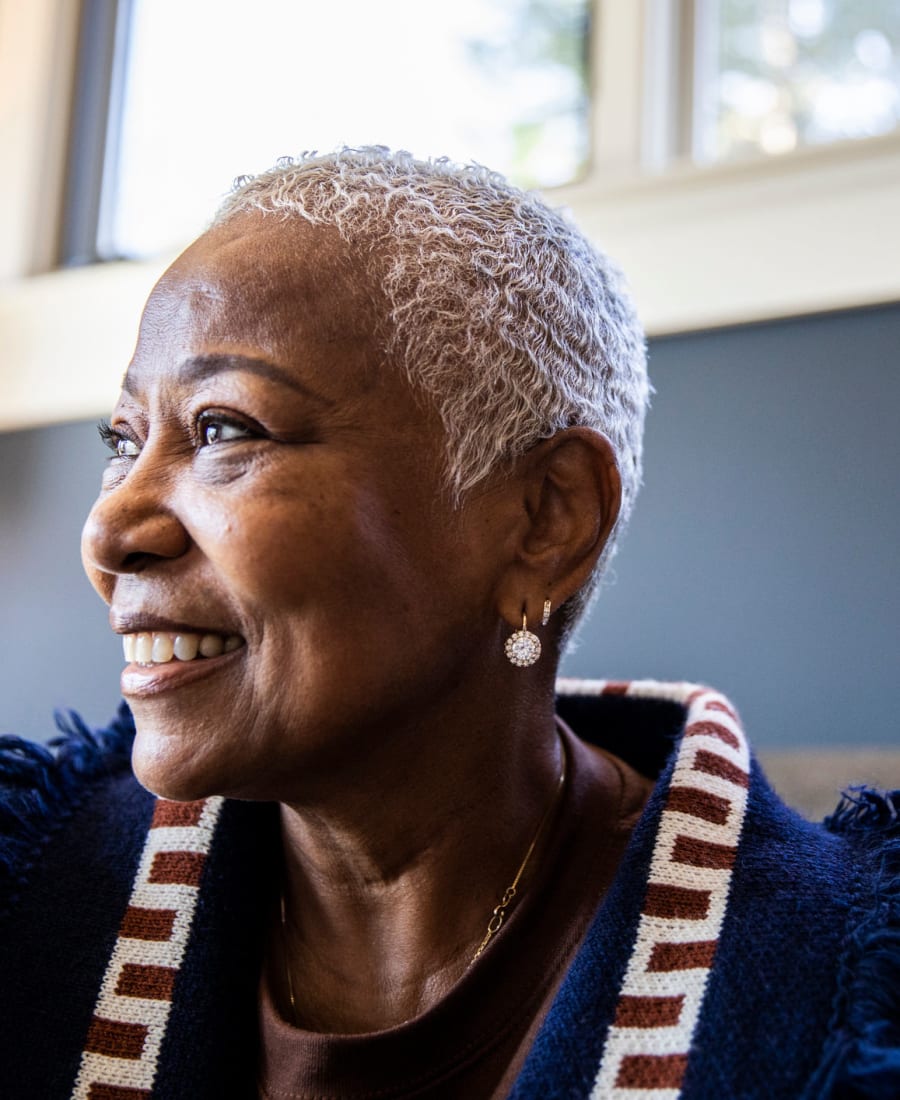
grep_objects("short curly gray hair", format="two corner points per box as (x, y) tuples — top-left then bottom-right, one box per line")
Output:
(214, 147), (649, 637)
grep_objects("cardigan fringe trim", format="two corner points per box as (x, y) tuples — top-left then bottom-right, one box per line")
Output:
(0, 704), (135, 919)
(805, 787), (900, 1098)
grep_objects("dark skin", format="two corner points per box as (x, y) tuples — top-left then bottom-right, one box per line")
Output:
(81, 212), (623, 1033)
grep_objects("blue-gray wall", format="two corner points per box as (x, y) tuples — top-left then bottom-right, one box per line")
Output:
(2, 304), (898, 746)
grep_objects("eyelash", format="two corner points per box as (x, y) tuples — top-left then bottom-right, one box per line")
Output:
(98, 419), (138, 458)
(97, 420), (116, 450)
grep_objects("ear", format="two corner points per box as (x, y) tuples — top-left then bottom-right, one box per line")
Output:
(496, 428), (621, 629)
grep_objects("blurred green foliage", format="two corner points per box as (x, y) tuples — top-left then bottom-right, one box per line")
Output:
(464, 0), (591, 187)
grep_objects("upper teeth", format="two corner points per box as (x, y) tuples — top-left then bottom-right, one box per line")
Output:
(123, 632), (243, 665)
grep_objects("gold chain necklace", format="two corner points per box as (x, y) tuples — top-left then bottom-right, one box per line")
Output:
(279, 890), (300, 1025)
(278, 730), (567, 1022)
(469, 731), (566, 965)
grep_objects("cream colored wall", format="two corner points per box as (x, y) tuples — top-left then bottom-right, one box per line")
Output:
(2, 0), (899, 430)
(0, 259), (167, 430)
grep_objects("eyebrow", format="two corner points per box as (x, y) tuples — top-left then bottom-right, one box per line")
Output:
(122, 353), (333, 405)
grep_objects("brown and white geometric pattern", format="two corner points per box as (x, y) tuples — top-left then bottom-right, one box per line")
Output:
(558, 679), (751, 1100)
(71, 796), (224, 1100)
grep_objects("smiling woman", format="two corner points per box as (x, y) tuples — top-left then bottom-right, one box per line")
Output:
(83, 213), (508, 806)
(1, 148), (898, 1100)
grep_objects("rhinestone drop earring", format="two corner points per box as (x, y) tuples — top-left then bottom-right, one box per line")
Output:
(504, 613), (541, 667)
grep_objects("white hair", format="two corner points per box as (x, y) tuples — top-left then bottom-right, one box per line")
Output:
(214, 147), (649, 637)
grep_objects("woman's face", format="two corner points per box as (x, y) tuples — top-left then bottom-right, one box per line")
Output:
(82, 214), (514, 803)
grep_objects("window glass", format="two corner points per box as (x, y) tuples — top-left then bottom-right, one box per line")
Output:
(696, 0), (900, 162)
(101, 0), (590, 258)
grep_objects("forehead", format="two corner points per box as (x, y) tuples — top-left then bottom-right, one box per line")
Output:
(129, 213), (379, 392)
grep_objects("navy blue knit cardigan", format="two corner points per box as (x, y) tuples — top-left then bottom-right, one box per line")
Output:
(1, 680), (897, 1099)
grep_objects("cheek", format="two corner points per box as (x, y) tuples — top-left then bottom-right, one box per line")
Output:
(200, 485), (383, 619)
(192, 456), (464, 657)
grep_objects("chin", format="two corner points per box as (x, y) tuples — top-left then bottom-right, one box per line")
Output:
(130, 725), (224, 803)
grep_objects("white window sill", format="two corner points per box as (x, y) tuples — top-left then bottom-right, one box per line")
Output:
(553, 130), (900, 335)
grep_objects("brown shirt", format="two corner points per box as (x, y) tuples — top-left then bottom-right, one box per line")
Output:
(257, 722), (654, 1099)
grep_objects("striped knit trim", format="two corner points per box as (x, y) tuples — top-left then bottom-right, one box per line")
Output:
(71, 796), (224, 1100)
(559, 679), (750, 1100)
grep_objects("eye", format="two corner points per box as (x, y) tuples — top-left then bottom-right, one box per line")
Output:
(197, 413), (255, 447)
(98, 419), (140, 458)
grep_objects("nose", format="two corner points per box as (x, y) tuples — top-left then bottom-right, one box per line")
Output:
(81, 469), (191, 603)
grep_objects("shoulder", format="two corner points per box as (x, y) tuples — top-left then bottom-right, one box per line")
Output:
(0, 704), (143, 917)
(552, 678), (900, 1097)
(0, 707), (161, 1096)
(805, 786), (900, 1098)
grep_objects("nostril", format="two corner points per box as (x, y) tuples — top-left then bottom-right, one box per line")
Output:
(122, 550), (155, 572)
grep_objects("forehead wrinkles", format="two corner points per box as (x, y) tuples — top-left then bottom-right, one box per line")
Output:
(204, 218), (378, 353)
(133, 218), (383, 396)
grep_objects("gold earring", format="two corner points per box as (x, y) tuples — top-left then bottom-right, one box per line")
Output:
(541, 599), (552, 626)
(505, 613), (542, 667)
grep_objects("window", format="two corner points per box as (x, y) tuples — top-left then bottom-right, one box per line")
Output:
(98, 0), (591, 259)
(695, 0), (900, 162)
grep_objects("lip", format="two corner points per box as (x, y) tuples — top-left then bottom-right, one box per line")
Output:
(121, 644), (246, 698)
(111, 612), (242, 637)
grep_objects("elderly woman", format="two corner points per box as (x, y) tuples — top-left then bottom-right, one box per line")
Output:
(0, 148), (897, 1099)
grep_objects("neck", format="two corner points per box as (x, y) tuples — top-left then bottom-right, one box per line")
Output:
(274, 686), (563, 1032)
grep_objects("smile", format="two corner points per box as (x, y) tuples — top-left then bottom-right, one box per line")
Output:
(122, 631), (244, 666)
